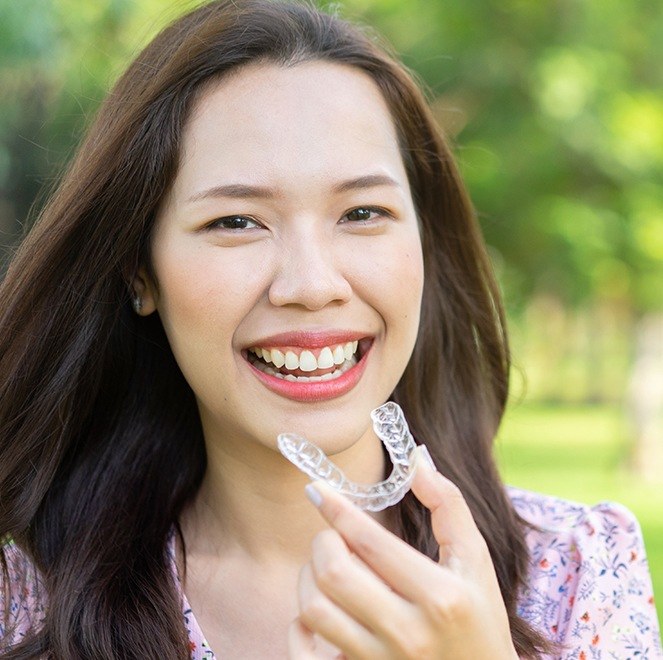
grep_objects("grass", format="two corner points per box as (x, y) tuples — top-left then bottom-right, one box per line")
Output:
(495, 403), (663, 632)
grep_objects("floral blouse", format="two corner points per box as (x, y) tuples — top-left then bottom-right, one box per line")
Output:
(2, 487), (661, 658)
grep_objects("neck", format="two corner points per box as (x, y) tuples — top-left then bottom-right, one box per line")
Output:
(179, 423), (391, 567)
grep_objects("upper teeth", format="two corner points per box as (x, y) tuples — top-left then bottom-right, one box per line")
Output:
(250, 341), (359, 372)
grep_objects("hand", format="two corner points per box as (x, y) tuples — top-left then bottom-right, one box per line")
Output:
(288, 446), (519, 659)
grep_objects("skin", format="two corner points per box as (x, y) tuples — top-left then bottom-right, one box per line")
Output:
(134, 61), (517, 658)
(291, 449), (518, 659)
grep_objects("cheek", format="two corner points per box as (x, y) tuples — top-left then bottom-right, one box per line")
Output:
(150, 239), (268, 349)
(349, 231), (424, 326)
(392, 241), (424, 347)
(396, 237), (425, 308)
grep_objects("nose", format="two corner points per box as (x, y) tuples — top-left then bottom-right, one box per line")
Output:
(268, 228), (352, 310)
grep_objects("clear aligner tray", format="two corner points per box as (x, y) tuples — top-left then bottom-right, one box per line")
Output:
(277, 402), (417, 512)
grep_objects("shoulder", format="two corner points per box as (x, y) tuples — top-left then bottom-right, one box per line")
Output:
(1, 539), (46, 648)
(507, 487), (653, 589)
(507, 485), (640, 537)
(506, 487), (661, 658)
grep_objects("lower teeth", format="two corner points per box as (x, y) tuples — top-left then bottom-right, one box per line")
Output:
(250, 354), (358, 382)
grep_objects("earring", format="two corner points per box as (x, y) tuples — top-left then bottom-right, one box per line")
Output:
(132, 293), (142, 314)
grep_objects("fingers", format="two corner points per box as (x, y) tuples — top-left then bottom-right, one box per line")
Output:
(297, 446), (515, 659)
(305, 479), (449, 604)
(310, 529), (420, 646)
(305, 446), (489, 585)
(297, 561), (384, 660)
(410, 446), (489, 570)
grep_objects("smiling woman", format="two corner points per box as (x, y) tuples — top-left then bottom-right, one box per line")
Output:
(0, 1), (660, 659)
(141, 61), (422, 443)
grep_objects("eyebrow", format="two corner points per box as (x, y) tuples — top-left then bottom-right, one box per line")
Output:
(186, 174), (401, 203)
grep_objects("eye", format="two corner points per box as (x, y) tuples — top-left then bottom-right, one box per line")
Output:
(206, 215), (262, 231)
(341, 206), (390, 223)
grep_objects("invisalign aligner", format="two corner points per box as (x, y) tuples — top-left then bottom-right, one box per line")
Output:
(277, 401), (418, 512)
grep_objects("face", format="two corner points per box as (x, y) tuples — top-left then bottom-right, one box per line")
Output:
(140, 61), (424, 462)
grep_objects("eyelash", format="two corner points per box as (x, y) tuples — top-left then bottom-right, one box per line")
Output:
(205, 206), (391, 231)
(205, 216), (261, 231)
(340, 206), (391, 224)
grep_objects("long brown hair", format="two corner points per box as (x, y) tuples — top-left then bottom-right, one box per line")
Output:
(0, 1), (554, 657)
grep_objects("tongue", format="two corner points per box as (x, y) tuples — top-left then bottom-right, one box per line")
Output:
(276, 364), (340, 377)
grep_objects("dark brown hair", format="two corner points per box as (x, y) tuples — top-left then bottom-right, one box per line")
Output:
(0, 1), (554, 657)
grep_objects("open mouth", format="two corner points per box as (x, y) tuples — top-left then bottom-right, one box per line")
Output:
(243, 337), (372, 383)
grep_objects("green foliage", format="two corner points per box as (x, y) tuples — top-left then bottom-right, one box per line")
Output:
(2, 0), (661, 309)
(353, 0), (663, 313)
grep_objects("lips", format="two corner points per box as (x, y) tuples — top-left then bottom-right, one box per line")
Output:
(242, 331), (373, 402)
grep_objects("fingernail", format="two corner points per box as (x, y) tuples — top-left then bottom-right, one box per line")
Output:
(305, 483), (323, 508)
(418, 445), (437, 471)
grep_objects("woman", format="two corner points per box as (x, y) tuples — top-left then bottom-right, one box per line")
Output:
(0, 1), (659, 658)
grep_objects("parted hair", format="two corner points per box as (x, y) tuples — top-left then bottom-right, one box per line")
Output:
(0, 1), (554, 657)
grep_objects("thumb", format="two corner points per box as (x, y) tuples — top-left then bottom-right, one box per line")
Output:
(411, 445), (485, 568)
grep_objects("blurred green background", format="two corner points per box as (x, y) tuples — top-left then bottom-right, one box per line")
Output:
(1, 0), (661, 628)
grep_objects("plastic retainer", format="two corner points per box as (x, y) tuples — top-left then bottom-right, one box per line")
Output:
(277, 401), (418, 512)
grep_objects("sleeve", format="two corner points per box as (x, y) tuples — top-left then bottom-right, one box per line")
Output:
(556, 501), (662, 659)
(0, 541), (46, 650)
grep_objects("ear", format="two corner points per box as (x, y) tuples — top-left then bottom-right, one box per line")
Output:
(131, 267), (158, 316)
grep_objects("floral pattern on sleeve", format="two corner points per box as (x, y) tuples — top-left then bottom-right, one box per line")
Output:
(509, 486), (662, 659)
(0, 540), (46, 650)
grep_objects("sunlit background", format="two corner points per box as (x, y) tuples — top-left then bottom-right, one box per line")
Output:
(1, 0), (661, 626)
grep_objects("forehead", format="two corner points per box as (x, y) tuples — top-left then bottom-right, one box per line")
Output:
(172, 60), (407, 195)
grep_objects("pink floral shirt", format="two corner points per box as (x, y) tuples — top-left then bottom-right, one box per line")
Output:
(2, 488), (661, 658)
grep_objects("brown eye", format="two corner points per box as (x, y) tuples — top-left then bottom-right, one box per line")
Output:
(208, 216), (260, 230)
(344, 207), (378, 223)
